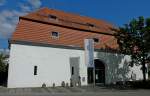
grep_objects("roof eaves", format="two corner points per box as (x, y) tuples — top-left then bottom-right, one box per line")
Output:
(10, 39), (119, 53)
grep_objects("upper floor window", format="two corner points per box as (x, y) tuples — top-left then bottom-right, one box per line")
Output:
(93, 38), (99, 43)
(51, 31), (59, 38)
(86, 23), (95, 27)
(48, 14), (57, 20)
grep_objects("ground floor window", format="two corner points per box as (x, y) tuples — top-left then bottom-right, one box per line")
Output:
(34, 66), (37, 75)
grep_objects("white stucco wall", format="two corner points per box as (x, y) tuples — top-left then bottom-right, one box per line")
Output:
(8, 44), (148, 88)
(8, 44), (87, 88)
(95, 52), (148, 84)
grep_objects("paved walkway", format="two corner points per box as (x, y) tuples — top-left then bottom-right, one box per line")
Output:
(0, 86), (150, 96)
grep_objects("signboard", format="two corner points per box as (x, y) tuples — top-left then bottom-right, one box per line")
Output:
(84, 39), (94, 68)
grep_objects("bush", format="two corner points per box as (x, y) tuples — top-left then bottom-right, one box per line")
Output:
(61, 81), (65, 87)
(42, 83), (46, 88)
(52, 83), (55, 87)
(130, 80), (150, 89)
(148, 71), (150, 79)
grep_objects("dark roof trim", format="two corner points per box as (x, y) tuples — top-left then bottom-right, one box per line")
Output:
(10, 40), (120, 54)
(19, 17), (115, 36)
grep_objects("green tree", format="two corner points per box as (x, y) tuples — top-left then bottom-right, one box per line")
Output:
(0, 53), (8, 73)
(114, 16), (150, 82)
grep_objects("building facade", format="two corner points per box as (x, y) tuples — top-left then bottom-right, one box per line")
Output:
(7, 8), (147, 88)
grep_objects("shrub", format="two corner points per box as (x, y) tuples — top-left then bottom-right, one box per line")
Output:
(42, 83), (46, 88)
(61, 81), (65, 87)
(130, 80), (150, 89)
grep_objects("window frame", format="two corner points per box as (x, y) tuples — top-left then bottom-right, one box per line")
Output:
(51, 31), (59, 38)
(71, 66), (74, 75)
(48, 14), (57, 20)
(93, 38), (99, 43)
(34, 66), (38, 75)
(86, 23), (95, 28)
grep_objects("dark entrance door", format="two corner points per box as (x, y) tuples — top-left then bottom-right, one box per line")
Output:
(95, 69), (105, 83)
(87, 67), (94, 84)
(95, 59), (105, 84)
(88, 59), (105, 84)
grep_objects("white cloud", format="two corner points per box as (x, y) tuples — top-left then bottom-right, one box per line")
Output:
(19, 0), (42, 12)
(0, 10), (25, 38)
(28, 0), (41, 9)
(0, 0), (42, 39)
(19, 3), (31, 12)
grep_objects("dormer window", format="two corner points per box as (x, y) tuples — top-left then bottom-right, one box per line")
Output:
(93, 38), (99, 43)
(48, 14), (57, 20)
(86, 23), (95, 27)
(51, 31), (59, 38)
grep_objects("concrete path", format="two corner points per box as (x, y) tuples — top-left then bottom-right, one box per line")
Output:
(0, 86), (150, 96)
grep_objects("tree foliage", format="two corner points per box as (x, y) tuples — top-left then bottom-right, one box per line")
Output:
(0, 53), (8, 73)
(114, 16), (150, 81)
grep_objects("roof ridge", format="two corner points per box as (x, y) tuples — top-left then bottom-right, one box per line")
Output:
(24, 7), (114, 27)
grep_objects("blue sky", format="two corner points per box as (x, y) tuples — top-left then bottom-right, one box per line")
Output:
(0, 0), (150, 48)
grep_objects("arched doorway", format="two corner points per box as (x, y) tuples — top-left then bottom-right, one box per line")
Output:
(88, 59), (105, 84)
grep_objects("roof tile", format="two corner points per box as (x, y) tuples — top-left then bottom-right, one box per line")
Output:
(11, 8), (118, 50)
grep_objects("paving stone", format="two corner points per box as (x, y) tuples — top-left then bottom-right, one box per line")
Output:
(0, 86), (150, 96)
(54, 87), (71, 93)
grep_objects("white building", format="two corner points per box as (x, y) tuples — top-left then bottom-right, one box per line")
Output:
(7, 8), (148, 88)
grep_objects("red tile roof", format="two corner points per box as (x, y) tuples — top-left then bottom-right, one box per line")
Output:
(11, 8), (118, 50)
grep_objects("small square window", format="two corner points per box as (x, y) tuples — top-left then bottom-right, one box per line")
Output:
(48, 14), (57, 20)
(86, 23), (95, 27)
(93, 38), (99, 43)
(51, 31), (59, 38)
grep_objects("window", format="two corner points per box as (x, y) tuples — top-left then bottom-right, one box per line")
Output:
(93, 38), (99, 43)
(71, 67), (74, 75)
(34, 66), (37, 75)
(48, 14), (57, 20)
(86, 23), (95, 27)
(51, 31), (59, 38)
